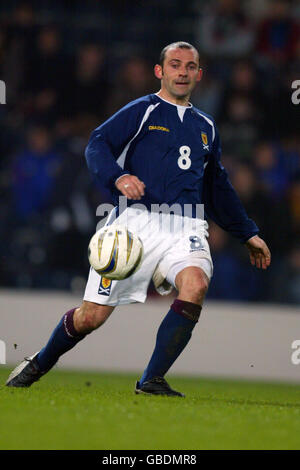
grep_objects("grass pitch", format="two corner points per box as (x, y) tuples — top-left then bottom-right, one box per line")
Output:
(1, 367), (300, 450)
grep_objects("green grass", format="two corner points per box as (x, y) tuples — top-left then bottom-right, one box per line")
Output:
(1, 367), (300, 450)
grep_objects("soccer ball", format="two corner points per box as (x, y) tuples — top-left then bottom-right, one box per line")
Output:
(88, 224), (144, 280)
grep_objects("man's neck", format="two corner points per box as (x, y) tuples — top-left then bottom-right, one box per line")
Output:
(156, 89), (190, 107)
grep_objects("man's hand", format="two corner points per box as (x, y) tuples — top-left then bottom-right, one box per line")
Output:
(245, 235), (271, 269)
(115, 174), (145, 200)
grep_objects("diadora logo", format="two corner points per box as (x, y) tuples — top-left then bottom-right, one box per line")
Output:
(98, 277), (112, 296)
(148, 125), (170, 132)
(201, 132), (209, 151)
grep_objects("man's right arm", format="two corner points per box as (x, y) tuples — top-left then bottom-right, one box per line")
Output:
(85, 100), (147, 192)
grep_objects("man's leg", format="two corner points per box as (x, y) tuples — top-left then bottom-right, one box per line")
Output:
(6, 302), (114, 387)
(136, 267), (209, 396)
(36, 301), (114, 371)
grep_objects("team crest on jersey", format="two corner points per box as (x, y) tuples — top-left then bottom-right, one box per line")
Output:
(201, 132), (209, 151)
(98, 277), (112, 296)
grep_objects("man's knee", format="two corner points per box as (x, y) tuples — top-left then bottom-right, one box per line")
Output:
(176, 267), (209, 303)
(183, 276), (209, 297)
(74, 301), (114, 334)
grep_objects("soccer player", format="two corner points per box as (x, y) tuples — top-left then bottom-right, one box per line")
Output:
(6, 42), (271, 396)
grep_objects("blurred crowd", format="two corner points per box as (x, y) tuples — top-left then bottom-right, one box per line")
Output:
(0, 0), (299, 303)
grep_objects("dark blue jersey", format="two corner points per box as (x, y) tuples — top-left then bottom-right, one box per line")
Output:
(85, 93), (259, 243)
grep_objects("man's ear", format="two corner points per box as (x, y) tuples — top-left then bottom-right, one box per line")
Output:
(154, 64), (163, 79)
(196, 68), (203, 82)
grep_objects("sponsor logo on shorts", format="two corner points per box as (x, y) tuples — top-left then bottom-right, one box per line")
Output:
(189, 235), (205, 252)
(98, 277), (112, 296)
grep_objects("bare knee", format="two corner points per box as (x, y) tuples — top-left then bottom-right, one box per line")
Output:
(176, 267), (209, 304)
(181, 277), (209, 302)
(74, 301), (114, 334)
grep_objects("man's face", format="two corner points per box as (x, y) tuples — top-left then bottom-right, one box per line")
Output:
(155, 47), (202, 100)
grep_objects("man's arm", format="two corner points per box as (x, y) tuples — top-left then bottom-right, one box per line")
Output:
(85, 100), (147, 195)
(202, 126), (271, 269)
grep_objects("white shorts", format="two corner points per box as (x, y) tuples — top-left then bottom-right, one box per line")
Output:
(83, 207), (213, 306)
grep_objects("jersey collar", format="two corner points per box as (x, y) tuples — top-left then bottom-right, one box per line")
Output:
(154, 93), (192, 122)
(154, 93), (192, 109)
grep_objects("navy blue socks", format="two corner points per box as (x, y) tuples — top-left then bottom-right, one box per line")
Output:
(139, 299), (202, 385)
(36, 300), (201, 379)
(36, 308), (85, 372)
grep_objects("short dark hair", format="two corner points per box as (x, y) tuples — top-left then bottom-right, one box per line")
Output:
(159, 42), (199, 67)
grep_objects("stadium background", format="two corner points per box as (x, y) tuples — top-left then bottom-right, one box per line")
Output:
(0, 0), (299, 305)
(2, 1), (300, 451)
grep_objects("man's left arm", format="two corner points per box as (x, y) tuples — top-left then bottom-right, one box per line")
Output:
(202, 126), (271, 269)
